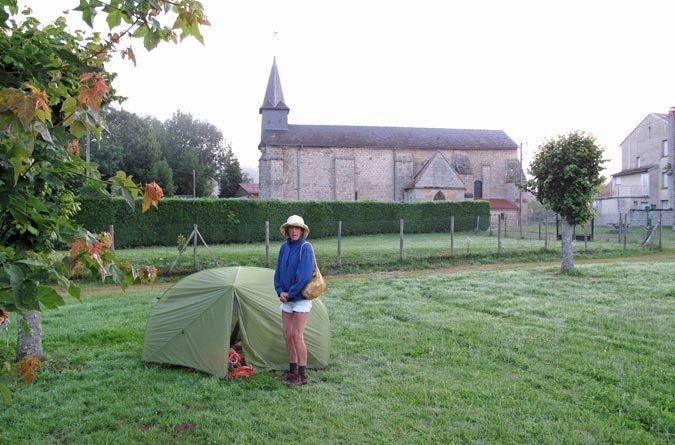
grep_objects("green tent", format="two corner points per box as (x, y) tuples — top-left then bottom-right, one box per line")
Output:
(141, 266), (330, 377)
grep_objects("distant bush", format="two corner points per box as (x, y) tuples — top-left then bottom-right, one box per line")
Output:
(74, 197), (490, 247)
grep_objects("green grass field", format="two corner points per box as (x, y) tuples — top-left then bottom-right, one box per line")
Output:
(106, 228), (675, 278)
(1, 258), (673, 444)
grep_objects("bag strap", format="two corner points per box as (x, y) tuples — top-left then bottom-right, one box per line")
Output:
(299, 241), (318, 268)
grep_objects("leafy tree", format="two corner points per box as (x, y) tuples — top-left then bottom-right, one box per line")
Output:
(522, 131), (605, 272)
(87, 127), (124, 178)
(161, 110), (226, 196)
(149, 158), (176, 197)
(0, 0), (208, 399)
(218, 145), (243, 198)
(96, 108), (162, 185)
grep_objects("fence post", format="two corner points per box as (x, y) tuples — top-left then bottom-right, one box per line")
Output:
(108, 224), (115, 251)
(265, 221), (270, 268)
(504, 214), (508, 238)
(623, 213), (627, 250)
(618, 215), (623, 244)
(658, 213), (663, 249)
(193, 224), (198, 271)
(337, 221), (342, 269)
(399, 219), (404, 261)
(544, 217), (548, 250)
(450, 216), (455, 256)
(497, 213), (503, 255)
(538, 222), (541, 240)
(476, 215), (480, 231)
(584, 222), (589, 253)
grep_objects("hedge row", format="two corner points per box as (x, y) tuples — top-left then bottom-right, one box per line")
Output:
(74, 197), (491, 248)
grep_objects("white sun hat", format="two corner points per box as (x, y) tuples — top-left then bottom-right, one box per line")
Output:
(280, 215), (310, 239)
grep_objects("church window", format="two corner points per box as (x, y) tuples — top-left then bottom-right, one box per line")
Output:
(433, 191), (446, 201)
(474, 180), (483, 199)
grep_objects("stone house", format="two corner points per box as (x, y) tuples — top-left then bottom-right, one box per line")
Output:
(258, 59), (524, 214)
(594, 109), (674, 226)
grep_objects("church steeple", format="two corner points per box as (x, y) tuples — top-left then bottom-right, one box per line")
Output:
(259, 58), (289, 131)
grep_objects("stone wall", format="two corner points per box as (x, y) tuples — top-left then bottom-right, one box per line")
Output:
(259, 145), (519, 202)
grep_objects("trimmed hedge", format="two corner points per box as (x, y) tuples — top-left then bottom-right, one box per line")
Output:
(74, 197), (491, 248)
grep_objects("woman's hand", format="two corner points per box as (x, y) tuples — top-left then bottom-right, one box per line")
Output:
(279, 292), (289, 302)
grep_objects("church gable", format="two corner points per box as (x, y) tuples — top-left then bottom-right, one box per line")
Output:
(409, 151), (465, 190)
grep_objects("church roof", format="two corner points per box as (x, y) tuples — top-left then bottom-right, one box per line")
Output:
(261, 124), (517, 150)
(407, 151), (465, 189)
(259, 58), (289, 112)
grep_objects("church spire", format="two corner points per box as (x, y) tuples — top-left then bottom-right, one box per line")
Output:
(259, 58), (289, 131)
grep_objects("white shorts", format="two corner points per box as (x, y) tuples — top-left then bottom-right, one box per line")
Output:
(280, 299), (313, 314)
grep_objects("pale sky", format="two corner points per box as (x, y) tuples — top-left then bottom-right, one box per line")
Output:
(25, 0), (675, 181)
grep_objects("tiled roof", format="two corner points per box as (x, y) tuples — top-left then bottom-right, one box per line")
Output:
(238, 183), (259, 194)
(487, 198), (519, 210)
(261, 125), (518, 150)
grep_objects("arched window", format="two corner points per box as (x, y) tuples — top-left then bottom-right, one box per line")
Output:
(433, 191), (446, 201)
(474, 180), (483, 199)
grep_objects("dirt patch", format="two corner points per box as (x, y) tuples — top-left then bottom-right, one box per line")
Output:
(173, 423), (195, 434)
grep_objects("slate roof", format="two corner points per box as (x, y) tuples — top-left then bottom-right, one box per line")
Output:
(612, 165), (658, 177)
(259, 58), (289, 112)
(407, 152), (465, 189)
(261, 125), (517, 150)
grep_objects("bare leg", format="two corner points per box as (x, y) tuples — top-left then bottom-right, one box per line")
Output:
(290, 312), (310, 366)
(282, 311), (297, 363)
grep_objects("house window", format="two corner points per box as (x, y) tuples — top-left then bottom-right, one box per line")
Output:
(641, 173), (649, 194)
(661, 200), (670, 209)
(636, 156), (641, 168)
(663, 172), (669, 189)
(663, 140), (669, 157)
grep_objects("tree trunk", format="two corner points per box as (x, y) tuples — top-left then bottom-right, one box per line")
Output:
(560, 217), (575, 272)
(16, 310), (43, 361)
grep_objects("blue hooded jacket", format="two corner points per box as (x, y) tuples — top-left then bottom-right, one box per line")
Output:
(274, 236), (314, 302)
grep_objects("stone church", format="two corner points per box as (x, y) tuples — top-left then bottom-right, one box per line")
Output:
(258, 59), (522, 208)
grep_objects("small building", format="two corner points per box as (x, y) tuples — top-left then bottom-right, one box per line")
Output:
(488, 198), (520, 227)
(234, 183), (259, 199)
(594, 109), (674, 226)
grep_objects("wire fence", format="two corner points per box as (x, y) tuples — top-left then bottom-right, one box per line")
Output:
(105, 213), (675, 275)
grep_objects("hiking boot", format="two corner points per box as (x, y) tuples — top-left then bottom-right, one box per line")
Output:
(280, 371), (298, 382)
(285, 373), (308, 387)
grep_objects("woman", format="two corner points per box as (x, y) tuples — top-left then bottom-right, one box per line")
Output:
(274, 215), (315, 387)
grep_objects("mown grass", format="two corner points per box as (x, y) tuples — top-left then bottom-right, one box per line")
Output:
(1, 259), (673, 444)
(104, 228), (675, 279)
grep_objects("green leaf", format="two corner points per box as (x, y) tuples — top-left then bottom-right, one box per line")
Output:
(143, 30), (162, 50)
(68, 120), (86, 138)
(106, 8), (121, 28)
(61, 96), (77, 115)
(68, 284), (81, 302)
(74, 0), (96, 27)
(131, 24), (148, 38)
(36, 285), (65, 309)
